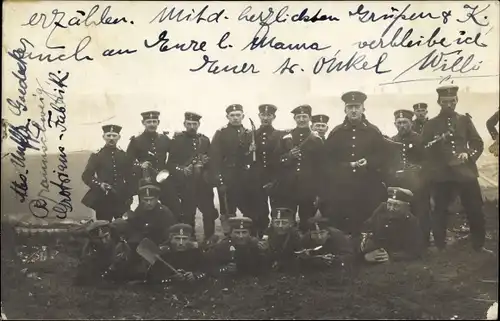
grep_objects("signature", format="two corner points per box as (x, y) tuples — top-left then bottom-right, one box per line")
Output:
(6, 39), (29, 116)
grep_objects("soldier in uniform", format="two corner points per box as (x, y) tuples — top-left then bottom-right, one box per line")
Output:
(359, 187), (424, 264)
(146, 223), (208, 285)
(206, 217), (269, 276)
(209, 104), (260, 236)
(311, 114), (330, 141)
(126, 110), (182, 218)
(386, 109), (431, 248)
(273, 105), (324, 232)
(412, 103), (429, 135)
(82, 125), (134, 221)
(263, 208), (302, 272)
(421, 85), (492, 254)
(322, 91), (387, 239)
(166, 112), (219, 240)
(297, 217), (354, 272)
(486, 110), (499, 156)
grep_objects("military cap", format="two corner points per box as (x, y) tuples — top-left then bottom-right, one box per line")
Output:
(169, 223), (193, 236)
(138, 177), (161, 198)
(228, 217), (253, 230)
(412, 103), (428, 111)
(341, 91), (367, 105)
(141, 111), (160, 120)
(185, 112), (202, 122)
(271, 208), (294, 220)
(292, 104), (312, 116)
(393, 109), (414, 121)
(259, 104), (277, 115)
(387, 187), (414, 203)
(311, 114), (330, 124)
(226, 104), (243, 114)
(102, 124), (122, 134)
(307, 217), (330, 231)
(436, 85), (459, 98)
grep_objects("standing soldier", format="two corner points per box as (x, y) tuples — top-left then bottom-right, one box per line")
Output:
(323, 92), (387, 239)
(387, 109), (431, 248)
(274, 105), (324, 232)
(209, 104), (257, 235)
(248, 104), (282, 236)
(311, 114), (330, 141)
(82, 125), (134, 221)
(166, 112), (219, 240)
(412, 103), (429, 135)
(421, 85), (492, 254)
(126, 111), (182, 218)
(486, 110), (499, 157)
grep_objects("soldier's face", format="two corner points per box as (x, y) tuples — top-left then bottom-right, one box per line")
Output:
(312, 123), (328, 136)
(143, 119), (160, 132)
(438, 97), (458, 111)
(103, 133), (120, 146)
(310, 230), (329, 244)
(394, 118), (412, 134)
(184, 120), (200, 134)
(227, 111), (244, 126)
(231, 228), (251, 245)
(387, 199), (404, 212)
(345, 104), (365, 121)
(414, 109), (428, 120)
(294, 114), (311, 128)
(141, 196), (159, 210)
(272, 218), (292, 234)
(259, 112), (275, 126)
(170, 235), (191, 251)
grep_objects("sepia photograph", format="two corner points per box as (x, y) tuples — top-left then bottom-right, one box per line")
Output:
(1, 0), (499, 319)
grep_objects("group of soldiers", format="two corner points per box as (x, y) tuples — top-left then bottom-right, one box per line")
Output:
(78, 85), (498, 285)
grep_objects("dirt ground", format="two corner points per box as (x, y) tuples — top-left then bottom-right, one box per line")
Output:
(1, 200), (498, 320)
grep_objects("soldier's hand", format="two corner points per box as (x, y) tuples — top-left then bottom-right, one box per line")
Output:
(140, 161), (151, 169)
(184, 272), (195, 282)
(364, 248), (389, 263)
(183, 165), (193, 176)
(249, 142), (257, 152)
(257, 240), (268, 250)
(357, 158), (368, 167)
(100, 183), (112, 192)
(289, 147), (301, 159)
(227, 263), (237, 273)
(173, 271), (186, 281)
(457, 152), (469, 162)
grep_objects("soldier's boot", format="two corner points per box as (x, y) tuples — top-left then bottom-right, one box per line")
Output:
(203, 218), (215, 240)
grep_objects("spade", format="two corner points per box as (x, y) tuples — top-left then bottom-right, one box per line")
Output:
(136, 238), (182, 276)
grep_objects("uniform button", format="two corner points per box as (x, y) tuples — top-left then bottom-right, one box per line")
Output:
(352, 129), (356, 132)
(263, 151), (266, 155)
(264, 165), (267, 168)
(402, 148), (406, 151)
(351, 153), (355, 156)
(352, 145), (356, 148)
(452, 151), (456, 154)
(450, 133), (454, 136)
(352, 136), (356, 139)
(353, 169), (356, 173)
(296, 168), (300, 172)
(262, 142), (265, 145)
(297, 162), (301, 166)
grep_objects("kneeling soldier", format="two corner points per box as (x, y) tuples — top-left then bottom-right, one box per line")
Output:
(146, 223), (207, 284)
(298, 217), (355, 271)
(360, 187), (424, 263)
(264, 208), (302, 271)
(207, 217), (269, 276)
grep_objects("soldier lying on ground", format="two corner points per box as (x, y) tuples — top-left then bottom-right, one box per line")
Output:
(297, 217), (355, 272)
(263, 208), (303, 272)
(146, 224), (208, 285)
(359, 187), (424, 264)
(205, 217), (269, 276)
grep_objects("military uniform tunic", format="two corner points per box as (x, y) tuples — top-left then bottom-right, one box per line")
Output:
(81, 145), (134, 221)
(322, 117), (387, 235)
(273, 127), (323, 232)
(413, 118), (428, 135)
(421, 110), (485, 250)
(126, 131), (182, 217)
(265, 226), (302, 271)
(166, 131), (218, 238)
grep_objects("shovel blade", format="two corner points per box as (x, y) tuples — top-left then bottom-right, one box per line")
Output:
(136, 238), (160, 265)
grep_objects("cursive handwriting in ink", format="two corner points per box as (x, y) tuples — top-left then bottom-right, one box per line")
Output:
(456, 4), (490, 26)
(313, 50), (391, 75)
(144, 30), (207, 52)
(32, 87), (50, 196)
(11, 172), (29, 203)
(19, 37), (93, 63)
(36, 71), (70, 133)
(150, 4), (226, 24)
(8, 119), (41, 169)
(392, 49), (482, 82)
(238, 5), (288, 26)
(6, 40), (29, 116)
(22, 5), (132, 50)
(349, 4), (452, 38)
(189, 54), (260, 74)
(102, 48), (138, 57)
(356, 27), (487, 50)
(274, 58), (304, 74)
(242, 25), (331, 51)
(291, 8), (340, 23)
